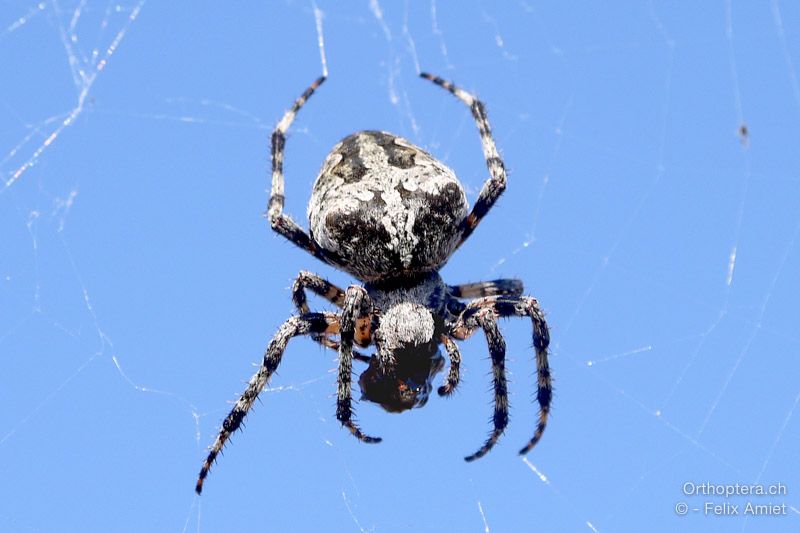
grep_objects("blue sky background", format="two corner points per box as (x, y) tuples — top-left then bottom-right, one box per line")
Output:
(2, 2), (799, 532)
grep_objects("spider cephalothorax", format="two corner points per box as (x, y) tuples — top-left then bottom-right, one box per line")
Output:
(359, 274), (448, 412)
(196, 73), (552, 494)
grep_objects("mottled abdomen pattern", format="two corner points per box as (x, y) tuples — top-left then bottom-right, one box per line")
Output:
(308, 131), (468, 281)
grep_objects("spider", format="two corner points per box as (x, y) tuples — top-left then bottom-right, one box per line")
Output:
(195, 73), (551, 494)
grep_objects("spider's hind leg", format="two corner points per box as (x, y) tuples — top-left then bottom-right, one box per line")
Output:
(267, 76), (332, 266)
(420, 73), (507, 252)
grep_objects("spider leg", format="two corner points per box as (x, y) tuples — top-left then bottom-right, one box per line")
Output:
(438, 335), (462, 396)
(450, 278), (524, 299)
(337, 286), (381, 443)
(440, 281), (524, 397)
(290, 271), (372, 362)
(292, 270), (345, 349)
(292, 270), (346, 312)
(451, 307), (509, 461)
(420, 73), (507, 251)
(196, 312), (339, 494)
(453, 295), (551, 459)
(267, 76), (332, 266)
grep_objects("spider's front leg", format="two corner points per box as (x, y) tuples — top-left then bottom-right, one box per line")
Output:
(451, 308), (509, 461)
(453, 295), (551, 459)
(438, 335), (462, 397)
(337, 286), (381, 443)
(195, 312), (340, 494)
(440, 282), (525, 397)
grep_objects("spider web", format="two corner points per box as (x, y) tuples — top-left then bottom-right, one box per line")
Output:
(1, 2), (799, 532)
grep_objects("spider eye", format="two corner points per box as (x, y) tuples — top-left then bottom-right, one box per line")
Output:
(358, 351), (444, 413)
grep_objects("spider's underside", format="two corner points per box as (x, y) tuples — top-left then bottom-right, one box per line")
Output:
(195, 73), (552, 494)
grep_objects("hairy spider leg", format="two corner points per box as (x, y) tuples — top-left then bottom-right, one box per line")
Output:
(267, 76), (332, 265)
(454, 308), (509, 461)
(449, 278), (524, 299)
(292, 270), (344, 346)
(292, 270), (346, 312)
(195, 312), (339, 494)
(336, 286), (382, 443)
(291, 271), (371, 362)
(451, 295), (551, 460)
(420, 73), (507, 251)
(437, 335), (462, 396)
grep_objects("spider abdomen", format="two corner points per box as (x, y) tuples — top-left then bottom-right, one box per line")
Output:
(308, 131), (468, 282)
